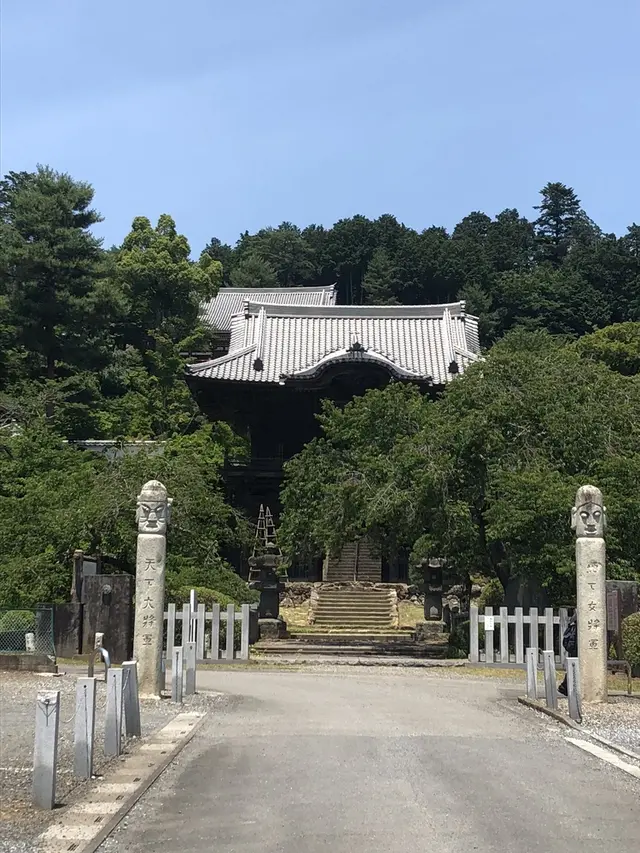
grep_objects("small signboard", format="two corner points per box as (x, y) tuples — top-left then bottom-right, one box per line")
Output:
(484, 615), (495, 632)
(606, 588), (621, 636)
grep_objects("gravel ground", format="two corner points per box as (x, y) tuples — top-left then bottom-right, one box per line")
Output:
(580, 695), (640, 755)
(0, 667), (215, 852)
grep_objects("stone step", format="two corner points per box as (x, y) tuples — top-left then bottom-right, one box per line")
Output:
(314, 619), (393, 628)
(316, 599), (392, 613)
(318, 589), (392, 602)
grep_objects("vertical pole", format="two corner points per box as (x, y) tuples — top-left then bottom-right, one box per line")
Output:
(73, 678), (97, 779)
(33, 690), (60, 809)
(529, 607), (539, 664)
(566, 657), (582, 723)
(166, 603), (176, 664)
(196, 603), (206, 661)
(104, 668), (123, 756)
(543, 650), (558, 710)
(240, 604), (250, 661)
(559, 608), (569, 668)
(515, 607), (524, 664)
(185, 642), (197, 695)
(525, 647), (537, 700)
(182, 603), (190, 650)
(122, 661), (141, 739)
(469, 605), (479, 663)
(226, 604), (235, 661)
(499, 607), (509, 663)
(211, 604), (221, 661)
(544, 608), (554, 655)
(189, 590), (198, 642)
(171, 646), (183, 703)
(484, 606), (494, 664)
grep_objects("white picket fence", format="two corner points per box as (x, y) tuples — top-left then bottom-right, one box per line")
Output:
(469, 605), (570, 665)
(164, 601), (251, 662)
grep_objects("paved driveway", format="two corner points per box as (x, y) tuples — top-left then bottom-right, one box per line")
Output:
(99, 667), (640, 852)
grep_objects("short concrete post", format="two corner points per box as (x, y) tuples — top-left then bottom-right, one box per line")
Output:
(73, 677), (97, 779)
(185, 641), (196, 696)
(226, 604), (235, 661)
(122, 661), (141, 739)
(171, 646), (183, 703)
(104, 668), (123, 756)
(566, 657), (582, 723)
(240, 604), (250, 660)
(543, 650), (558, 710)
(33, 690), (60, 809)
(525, 647), (537, 699)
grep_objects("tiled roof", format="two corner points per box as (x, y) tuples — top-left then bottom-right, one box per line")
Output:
(200, 285), (337, 332)
(188, 302), (480, 386)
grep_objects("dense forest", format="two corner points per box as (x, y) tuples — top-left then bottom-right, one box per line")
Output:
(2, 165), (640, 606)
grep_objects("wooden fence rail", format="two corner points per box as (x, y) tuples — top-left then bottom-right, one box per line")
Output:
(469, 605), (570, 665)
(164, 602), (251, 662)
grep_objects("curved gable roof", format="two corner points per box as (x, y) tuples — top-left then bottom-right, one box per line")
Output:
(189, 301), (480, 387)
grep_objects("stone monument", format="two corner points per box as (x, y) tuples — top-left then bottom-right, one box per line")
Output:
(248, 506), (288, 640)
(572, 485), (607, 703)
(133, 480), (172, 698)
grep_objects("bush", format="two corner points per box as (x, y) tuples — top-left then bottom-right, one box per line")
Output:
(172, 585), (233, 609)
(0, 609), (36, 634)
(476, 578), (504, 610)
(621, 612), (640, 668)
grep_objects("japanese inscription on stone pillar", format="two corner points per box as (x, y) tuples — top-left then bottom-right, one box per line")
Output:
(133, 480), (172, 698)
(572, 485), (607, 703)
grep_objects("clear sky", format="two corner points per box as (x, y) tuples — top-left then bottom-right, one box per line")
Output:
(2, 1), (639, 254)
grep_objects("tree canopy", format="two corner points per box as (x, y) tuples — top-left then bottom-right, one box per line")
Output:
(280, 331), (640, 603)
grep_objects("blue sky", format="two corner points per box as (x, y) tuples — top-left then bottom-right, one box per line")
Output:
(2, 0), (639, 254)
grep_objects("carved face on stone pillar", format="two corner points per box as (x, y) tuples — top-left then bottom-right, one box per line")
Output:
(571, 485), (606, 538)
(136, 480), (172, 534)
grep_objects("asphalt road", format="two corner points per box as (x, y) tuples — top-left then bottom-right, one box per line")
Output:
(100, 667), (640, 853)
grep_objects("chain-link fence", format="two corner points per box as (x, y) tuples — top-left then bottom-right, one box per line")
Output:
(0, 605), (55, 654)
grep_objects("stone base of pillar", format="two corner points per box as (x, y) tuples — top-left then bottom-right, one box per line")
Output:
(414, 621), (446, 642)
(258, 618), (289, 640)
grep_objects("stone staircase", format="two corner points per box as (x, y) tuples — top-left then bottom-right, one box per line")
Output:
(325, 542), (381, 583)
(312, 587), (395, 630)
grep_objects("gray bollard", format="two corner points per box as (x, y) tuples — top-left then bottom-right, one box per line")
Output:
(543, 650), (558, 710)
(525, 647), (537, 699)
(74, 677), (97, 779)
(171, 646), (183, 703)
(122, 661), (142, 739)
(104, 668), (123, 756)
(185, 642), (196, 696)
(33, 690), (60, 809)
(566, 657), (582, 723)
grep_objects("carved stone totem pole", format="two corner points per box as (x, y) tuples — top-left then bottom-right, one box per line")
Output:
(133, 480), (172, 698)
(572, 485), (608, 703)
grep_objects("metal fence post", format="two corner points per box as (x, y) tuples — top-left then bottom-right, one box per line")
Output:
(104, 668), (123, 756)
(122, 661), (141, 739)
(542, 650), (558, 710)
(525, 647), (537, 699)
(171, 646), (183, 703)
(33, 690), (60, 809)
(185, 642), (196, 695)
(74, 677), (97, 779)
(566, 657), (582, 723)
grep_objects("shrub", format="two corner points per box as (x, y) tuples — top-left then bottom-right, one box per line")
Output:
(621, 612), (640, 668)
(476, 578), (504, 610)
(0, 609), (36, 635)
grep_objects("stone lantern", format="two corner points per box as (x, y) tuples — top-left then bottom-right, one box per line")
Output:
(248, 506), (288, 640)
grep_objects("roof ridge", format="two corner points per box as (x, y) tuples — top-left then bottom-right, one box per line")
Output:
(240, 301), (467, 318)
